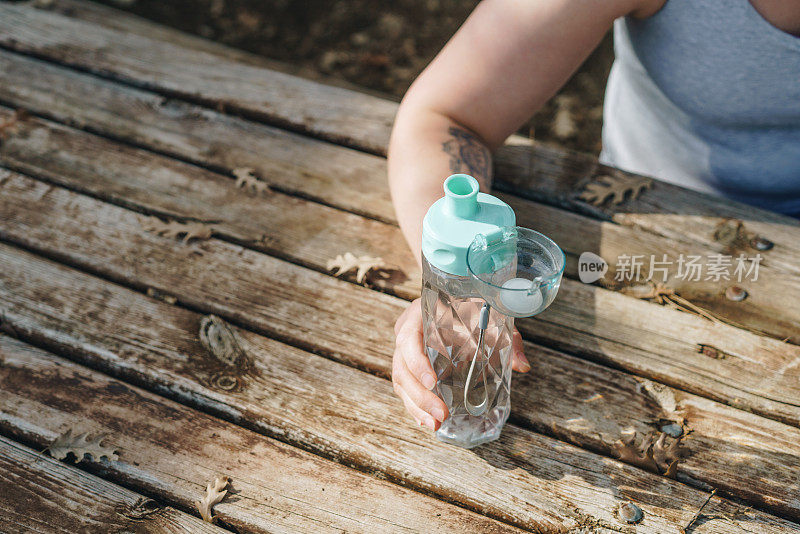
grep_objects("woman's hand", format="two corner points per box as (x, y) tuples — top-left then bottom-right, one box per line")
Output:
(392, 298), (530, 430)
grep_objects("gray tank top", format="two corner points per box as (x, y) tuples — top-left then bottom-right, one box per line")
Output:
(600, 0), (800, 215)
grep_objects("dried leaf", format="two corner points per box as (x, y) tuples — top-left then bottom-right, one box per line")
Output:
(613, 430), (684, 477)
(195, 476), (230, 523)
(552, 96), (577, 139)
(578, 172), (652, 206)
(141, 216), (215, 243)
(46, 428), (119, 462)
(233, 167), (271, 195)
(613, 432), (659, 473)
(663, 459), (680, 479)
(653, 432), (683, 471)
(0, 109), (28, 141)
(327, 252), (392, 284)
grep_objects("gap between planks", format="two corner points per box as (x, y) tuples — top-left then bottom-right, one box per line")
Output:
(0, 247), (796, 533)
(0, 433), (228, 534)
(1, 171), (800, 523)
(2, 0), (799, 282)
(0, 50), (797, 345)
(0, 3), (792, 524)
(0, 335), (524, 534)
(1, 104), (800, 427)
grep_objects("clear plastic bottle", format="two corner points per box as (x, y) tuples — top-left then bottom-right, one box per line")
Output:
(421, 257), (513, 448)
(419, 174), (563, 448)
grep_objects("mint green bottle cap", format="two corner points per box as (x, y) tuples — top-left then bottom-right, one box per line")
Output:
(422, 174), (516, 276)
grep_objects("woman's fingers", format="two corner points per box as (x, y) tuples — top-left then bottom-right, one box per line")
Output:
(395, 382), (438, 430)
(394, 300), (415, 335)
(392, 345), (449, 424)
(510, 328), (530, 372)
(392, 299), (448, 430)
(395, 300), (438, 389)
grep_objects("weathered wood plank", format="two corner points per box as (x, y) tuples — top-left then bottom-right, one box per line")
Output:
(0, 51), (395, 223)
(0, 52), (797, 343)
(0, 336), (522, 534)
(0, 1), (396, 155)
(0, 246), (793, 533)
(2, 176), (800, 522)
(2, 111), (800, 429)
(0, 107), (420, 299)
(3, 0), (798, 275)
(26, 0), (387, 99)
(0, 434), (224, 534)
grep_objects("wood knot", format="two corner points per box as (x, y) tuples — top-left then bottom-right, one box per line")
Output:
(698, 344), (728, 359)
(117, 497), (162, 520)
(199, 315), (247, 368)
(713, 219), (773, 253)
(713, 218), (747, 248)
(198, 315), (255, 391)
(209, 372), (240, 391)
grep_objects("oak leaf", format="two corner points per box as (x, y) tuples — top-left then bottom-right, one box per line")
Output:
(613, 432), (660, 473)
(613, 431), (683, 478)
(195, 476), (230, 523)
(0, 109), (28, 141)
(141, 216), (215, 243)
(579, 173), (652, 206)
(46, 428), (119, 462)
(233, 167), (271, 195)
(327, 252), (392, 284)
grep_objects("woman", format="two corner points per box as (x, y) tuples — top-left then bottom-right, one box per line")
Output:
(387, 0), (800, 430)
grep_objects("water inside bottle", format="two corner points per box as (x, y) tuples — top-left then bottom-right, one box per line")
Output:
(421, 259), (513, 448)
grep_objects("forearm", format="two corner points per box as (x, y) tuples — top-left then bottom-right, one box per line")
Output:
(388, 106), (492, 264)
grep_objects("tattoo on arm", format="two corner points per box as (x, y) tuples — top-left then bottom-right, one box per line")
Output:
(442, 126), (492, 187)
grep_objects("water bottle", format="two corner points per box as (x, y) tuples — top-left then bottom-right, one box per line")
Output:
(421, 174), (564, 448)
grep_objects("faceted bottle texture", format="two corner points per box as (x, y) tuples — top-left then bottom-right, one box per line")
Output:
(421, 257), (514, 448)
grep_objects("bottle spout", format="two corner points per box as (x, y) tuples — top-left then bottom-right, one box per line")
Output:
(443, 174), (479, 218)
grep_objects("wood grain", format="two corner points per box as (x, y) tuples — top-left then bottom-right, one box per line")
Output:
(0, 50), (395, 222)
(2, 176), (800, 521)
(0, 1), (396, 155)
(0, 52), (797, 342)
(0, 106), (420, 299)
(0, 3), (794, 528)
(2, 0), (798, 277)
(0, 434), (224, 534)
(2, 119), (800, 429)
(0, 248), (794, 533)
(0, 336), (522, 534)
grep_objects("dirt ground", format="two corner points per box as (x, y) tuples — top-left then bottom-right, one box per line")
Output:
(99, 0), (613, 154)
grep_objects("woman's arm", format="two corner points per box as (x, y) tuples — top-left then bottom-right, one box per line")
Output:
(388, 0), (663, 431)
(388, 0), (662, 260)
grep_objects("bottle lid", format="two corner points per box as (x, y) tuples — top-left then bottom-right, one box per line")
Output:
(421, 174), (516, 276)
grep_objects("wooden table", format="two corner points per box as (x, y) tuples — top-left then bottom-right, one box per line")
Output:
(0, 1), (799, 532)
